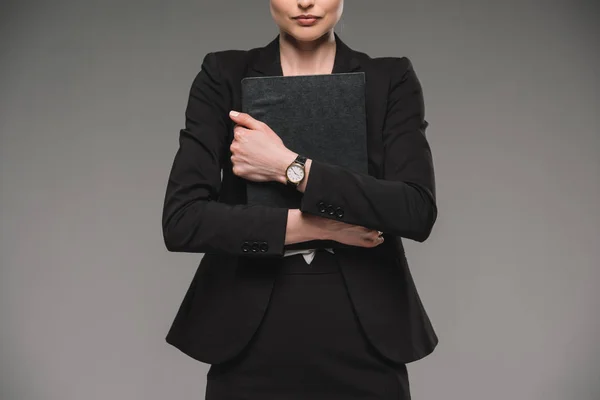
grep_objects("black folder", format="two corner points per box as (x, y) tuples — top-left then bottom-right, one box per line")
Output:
(241, 72), (368, 251)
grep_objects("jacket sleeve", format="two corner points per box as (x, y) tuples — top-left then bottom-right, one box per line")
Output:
(162, 52), (289, 257)
(299, 57), (437, 242)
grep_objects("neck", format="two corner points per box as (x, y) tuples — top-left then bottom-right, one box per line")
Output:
(278, 31), (336, 76)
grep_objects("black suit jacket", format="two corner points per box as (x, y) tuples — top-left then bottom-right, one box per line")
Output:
(162, 33), (438, 365)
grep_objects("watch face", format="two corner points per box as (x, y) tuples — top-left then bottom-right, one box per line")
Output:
(287, 164), (305, 183)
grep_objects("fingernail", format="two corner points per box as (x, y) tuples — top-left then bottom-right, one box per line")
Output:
(229, 110), (239, 117)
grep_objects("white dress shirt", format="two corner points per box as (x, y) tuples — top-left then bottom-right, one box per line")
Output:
(283, 248), (335, 265)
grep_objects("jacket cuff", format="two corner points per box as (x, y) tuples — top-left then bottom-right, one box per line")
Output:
(299, 159), (347, 222)
(238, 206), (289, 257)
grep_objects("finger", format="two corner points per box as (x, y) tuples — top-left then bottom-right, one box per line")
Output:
(364, 235), (384, 248)
(369, 230), (382, 240)
(229, 110), (263, 130)
(233, 125), (250, 140)
(364, 231), (380, 243)
(373, 231), (383, 242)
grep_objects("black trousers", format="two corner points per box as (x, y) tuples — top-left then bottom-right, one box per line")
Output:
(205, 249), (411, 400)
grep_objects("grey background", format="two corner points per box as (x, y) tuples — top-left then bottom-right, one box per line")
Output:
(1, 0), (598, 399)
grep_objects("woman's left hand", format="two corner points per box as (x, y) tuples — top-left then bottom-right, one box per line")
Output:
(228, 110), (296, 184)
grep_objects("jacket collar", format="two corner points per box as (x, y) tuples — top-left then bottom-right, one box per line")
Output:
(250, 32), (361, 76)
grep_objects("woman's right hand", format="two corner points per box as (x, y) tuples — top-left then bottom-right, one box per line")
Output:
(304, 213), (385, 248)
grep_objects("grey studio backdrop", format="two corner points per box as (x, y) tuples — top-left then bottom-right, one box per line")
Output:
(0, 0), (598, 399)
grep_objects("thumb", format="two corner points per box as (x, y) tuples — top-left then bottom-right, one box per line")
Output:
(229, 110), (261, 130)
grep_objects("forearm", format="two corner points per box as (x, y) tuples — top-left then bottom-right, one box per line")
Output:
(284, 208), (326, 245)
(296, 158), (437, 242)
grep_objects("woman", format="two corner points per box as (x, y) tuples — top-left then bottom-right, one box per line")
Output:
(162, 0), (438, 399)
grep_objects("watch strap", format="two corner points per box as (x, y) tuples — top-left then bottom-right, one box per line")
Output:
(294, 154), (307, 166)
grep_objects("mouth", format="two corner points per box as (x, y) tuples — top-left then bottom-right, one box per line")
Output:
(293, 15), (321, 25)
(293, 14), (321, 19)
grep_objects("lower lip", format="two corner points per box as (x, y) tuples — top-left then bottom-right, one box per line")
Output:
(295, 17), (319, 26)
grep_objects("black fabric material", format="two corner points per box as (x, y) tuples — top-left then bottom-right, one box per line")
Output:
(205, 250), (411, 400)
(163, 32), (439, 366)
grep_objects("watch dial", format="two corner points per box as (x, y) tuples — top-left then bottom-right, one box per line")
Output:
(287, 165), (304, 183)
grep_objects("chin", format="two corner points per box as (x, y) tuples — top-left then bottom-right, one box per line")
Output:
(283, 27), (333, 43)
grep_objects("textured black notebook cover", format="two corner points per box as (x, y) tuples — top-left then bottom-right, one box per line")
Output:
(241, 72), (368, 251)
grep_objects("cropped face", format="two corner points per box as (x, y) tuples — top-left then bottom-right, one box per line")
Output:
(270, 0), (343, 42)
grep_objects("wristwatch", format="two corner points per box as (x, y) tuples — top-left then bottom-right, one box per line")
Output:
(285, 154), (307, 187)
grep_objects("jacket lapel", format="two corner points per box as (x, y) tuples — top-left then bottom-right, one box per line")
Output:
(249, 32), (362, 76)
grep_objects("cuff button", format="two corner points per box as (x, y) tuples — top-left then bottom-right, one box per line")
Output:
(326, 204), (335, 215)
(251, 242), (260, 252)
(259, 241), (268, 252)
(317, 201), (327, 213)
(335, 207), (344, 218)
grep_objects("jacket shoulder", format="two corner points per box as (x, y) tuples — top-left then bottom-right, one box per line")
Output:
(369, 55), (415, 77)
(202, 46), (261, 77)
